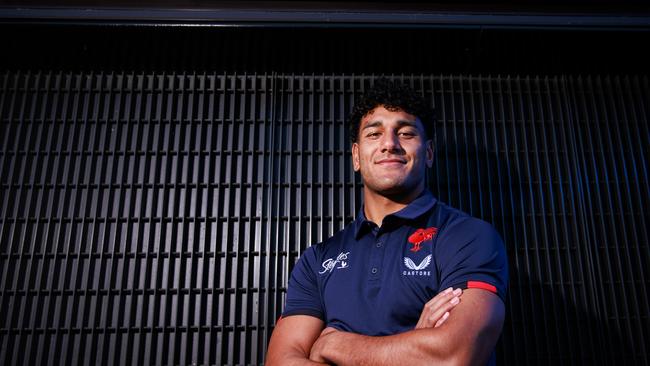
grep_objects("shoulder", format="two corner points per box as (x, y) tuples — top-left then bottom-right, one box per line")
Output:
(433, 202), (503, 246)
(431, 203), (506, 269)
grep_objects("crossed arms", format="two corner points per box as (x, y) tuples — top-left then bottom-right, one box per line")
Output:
(266, 288), (505, 366)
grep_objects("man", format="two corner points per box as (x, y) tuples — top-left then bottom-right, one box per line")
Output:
(266, 79), (508, 365)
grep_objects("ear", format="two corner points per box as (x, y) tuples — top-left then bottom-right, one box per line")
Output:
(425, 140), (434, 168)
(352, 142), (361, 171)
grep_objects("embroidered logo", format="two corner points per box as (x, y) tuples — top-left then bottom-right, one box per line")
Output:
(403, 254), (432, 277)
(404, 254), (432, 270)
(319, 252), (350, 274)
(407, 227), (438, 252)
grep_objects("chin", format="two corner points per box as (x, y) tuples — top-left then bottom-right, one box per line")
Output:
(367, 175), (423, 196)
(371, 182), (413, 196)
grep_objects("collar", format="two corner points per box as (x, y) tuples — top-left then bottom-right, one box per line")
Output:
(353, 190), (437, 239)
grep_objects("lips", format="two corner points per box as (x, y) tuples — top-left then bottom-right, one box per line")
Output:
(376, 158), (406, 165)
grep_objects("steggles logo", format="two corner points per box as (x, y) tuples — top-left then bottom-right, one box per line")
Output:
(319, 252), (350, 274)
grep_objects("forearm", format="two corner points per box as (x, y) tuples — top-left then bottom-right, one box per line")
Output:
(317, 328), (458, 366)
(265, 315), (328, 366)
(267, 341), (331, 366)
(313, 290), (503, 366)
(266, 352), (328, 366)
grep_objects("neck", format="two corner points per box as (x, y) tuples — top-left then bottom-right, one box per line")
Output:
(363, 184), (425, 226)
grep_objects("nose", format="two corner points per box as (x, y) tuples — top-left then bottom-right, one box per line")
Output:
(380, 130), (402, 153)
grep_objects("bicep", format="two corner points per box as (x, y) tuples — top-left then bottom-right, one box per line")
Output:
(266, 315), (325, 365)
(440, 289), (505, 365)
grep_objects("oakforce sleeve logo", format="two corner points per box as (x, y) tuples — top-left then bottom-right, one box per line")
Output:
(319, 252), (350, 274)
(404, 254), (432, 270)
(407, 227), (438, 252)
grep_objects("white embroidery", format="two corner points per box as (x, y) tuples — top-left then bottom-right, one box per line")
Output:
(319, 252), (350, 274)
(404, 254), (432, 270)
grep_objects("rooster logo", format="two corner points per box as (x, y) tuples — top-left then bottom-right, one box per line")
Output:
(404, 254), (432, 270)
(407, 227), (438, 252)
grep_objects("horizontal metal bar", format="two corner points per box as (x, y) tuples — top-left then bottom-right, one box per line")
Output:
(1, 6), (650, 29)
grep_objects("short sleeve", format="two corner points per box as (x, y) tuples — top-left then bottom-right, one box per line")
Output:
(435, 218), (508, 302)
(282, 246), (325, 319)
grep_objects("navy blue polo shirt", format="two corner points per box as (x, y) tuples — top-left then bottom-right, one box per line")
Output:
(282, 191), (508, 361)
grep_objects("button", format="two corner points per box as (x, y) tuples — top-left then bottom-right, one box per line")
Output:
(371, 267), (378, 274)
(376, 242), (383, 248)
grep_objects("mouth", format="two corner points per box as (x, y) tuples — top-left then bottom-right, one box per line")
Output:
(375, 158), (407, 165)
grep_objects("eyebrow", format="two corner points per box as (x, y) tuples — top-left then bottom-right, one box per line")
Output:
(361, 119), (419, 130)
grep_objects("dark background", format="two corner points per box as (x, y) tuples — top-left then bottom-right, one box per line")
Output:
(1, 1), (649, 365)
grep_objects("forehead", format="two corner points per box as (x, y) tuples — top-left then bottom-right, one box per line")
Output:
(361, 105), (421, 128)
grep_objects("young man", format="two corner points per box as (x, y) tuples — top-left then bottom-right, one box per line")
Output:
(266, 79), (508, 366)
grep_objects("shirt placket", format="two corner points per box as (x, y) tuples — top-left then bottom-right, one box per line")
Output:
(368, 227), (386, 281)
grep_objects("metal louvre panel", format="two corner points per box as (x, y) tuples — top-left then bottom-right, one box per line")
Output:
(568, 75), (650, 365)
(0, 72), (648, 365)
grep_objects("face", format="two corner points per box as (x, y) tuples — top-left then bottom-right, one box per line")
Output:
(352, 105), (433, 197)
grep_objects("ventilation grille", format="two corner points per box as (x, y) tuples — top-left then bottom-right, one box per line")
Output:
(1, 72), (648, 365)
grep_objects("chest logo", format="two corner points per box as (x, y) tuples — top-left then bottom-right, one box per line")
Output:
(404, 254), (432, 270)
(319, 252), (350, 274)
(407, 227), (438, 252)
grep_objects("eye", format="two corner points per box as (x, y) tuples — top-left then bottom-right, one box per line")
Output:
(366, 131), (381, 139)
(398, 131), (417, 138)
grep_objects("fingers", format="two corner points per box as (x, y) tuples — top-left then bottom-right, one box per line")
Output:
(419, 287), (461, 329)
(415, 287), (462, 329)
(434, 311), (450, 328)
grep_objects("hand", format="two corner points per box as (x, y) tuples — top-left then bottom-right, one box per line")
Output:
(415, 287), (462, 329)
(309, 327), (339, 363)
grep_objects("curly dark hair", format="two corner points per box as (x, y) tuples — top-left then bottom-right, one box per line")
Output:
(348, 78), (435, 144)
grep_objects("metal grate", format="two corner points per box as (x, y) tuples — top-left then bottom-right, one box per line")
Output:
(0, 72), (648, 365)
